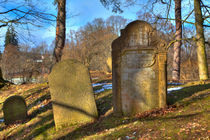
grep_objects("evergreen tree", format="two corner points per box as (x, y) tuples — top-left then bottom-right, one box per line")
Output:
(4, 25), (18, 47)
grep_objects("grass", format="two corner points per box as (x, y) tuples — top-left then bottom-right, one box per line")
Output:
(0, 76), (209, 139)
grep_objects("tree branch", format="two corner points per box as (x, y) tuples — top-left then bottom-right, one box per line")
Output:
(157, 17), (195, 25)
(166, 37), (195, 50)
(201, 0), (210, 15)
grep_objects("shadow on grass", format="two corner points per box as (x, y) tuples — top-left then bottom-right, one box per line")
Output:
(57, 109), (208, 140)
(27, 92), (52, 118)
(29, 101), (52, 119)
(0, 87), (52, 137)
(94, 79), (112, 84)
(23, 118), (55, 140)
(51, 101), (98, 120)
(0, 117), (5, 131)
(167, 83), (210, 105)
(0, 78), (11, 91)
(56, 83), (210, 139)
(95, 92), (112, 115)
(24, 87), (48, 99)
(6, 111), (54, 140)
(143, 110), (209, 122)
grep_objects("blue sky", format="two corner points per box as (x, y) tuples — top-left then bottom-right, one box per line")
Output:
(36, 0), (141, 46)
(0, 0), (209, 50)
(0, 0), (141, 49)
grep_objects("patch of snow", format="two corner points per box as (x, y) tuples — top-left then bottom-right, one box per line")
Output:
(0, 119), (4, 123)
(95, 88), (105, 93)
(167, 87), (183, 94)
(102, 83), (112, 90)
(125, 136), (135, 139)
(93, 83), (112, 93)
(92, 77), (99, 80)
(168, 82), (183, 85)
(94, 82), (184, 94)
(92, 83), (104, 87)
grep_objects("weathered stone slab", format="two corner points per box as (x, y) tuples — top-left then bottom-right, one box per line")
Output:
(112, 20), (167, 116)
(48, 59), (98, 129)
(3, 95), (28, 125)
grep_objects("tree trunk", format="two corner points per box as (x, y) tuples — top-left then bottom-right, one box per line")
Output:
(54, 0), (66, 63)
(194, 0), (209, 80)
(172, 0), (182, 82)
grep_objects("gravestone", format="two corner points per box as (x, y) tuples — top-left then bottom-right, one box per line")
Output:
(3, 95), (28, 125)
(112, 20), (167, 116)
(0, 68), (4, 86)
(0, 68), (2, 78)
(48, 59), (98, 129)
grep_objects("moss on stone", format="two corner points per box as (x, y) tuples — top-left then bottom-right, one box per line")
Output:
(48, 59), (98, 129)
(3, 95), (28, 125)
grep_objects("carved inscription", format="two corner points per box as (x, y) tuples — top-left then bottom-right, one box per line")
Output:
(121, 50), (155, 69)
(120, 50), (157, 115)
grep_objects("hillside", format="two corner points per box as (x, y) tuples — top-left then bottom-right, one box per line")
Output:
(0, 73), (209, 140)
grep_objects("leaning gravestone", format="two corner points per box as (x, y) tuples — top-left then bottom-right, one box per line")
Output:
(3, 95), (28, 125)
(112, 20), (167, 116)
(48, 59), (98, 129)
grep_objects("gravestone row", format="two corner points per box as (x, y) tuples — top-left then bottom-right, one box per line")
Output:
(1, 20), (167, 129)
(48, 20), (167, 129)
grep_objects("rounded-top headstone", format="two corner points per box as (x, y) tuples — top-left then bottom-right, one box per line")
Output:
(3, 95), (28, 125)
(112, 20), (167, 116)
(48, 59), (98, 129)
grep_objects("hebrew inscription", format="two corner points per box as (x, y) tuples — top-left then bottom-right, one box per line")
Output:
(112, 20), (167, 116)
(120, 50), (157, 115)
(121, 50), (155, 69)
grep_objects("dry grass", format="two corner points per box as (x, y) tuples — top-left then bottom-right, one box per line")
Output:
(0, 73), (209, 140)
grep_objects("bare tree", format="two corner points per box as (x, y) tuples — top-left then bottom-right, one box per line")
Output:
(62, 17), (119, 72)
(194, 0), (209, 80)
(0, 0), (56, 28)
(106, 15), (128, 35)
(1, 44), (20, 80)
(53, 0), (66, 63)
(172, 0), (182, 81)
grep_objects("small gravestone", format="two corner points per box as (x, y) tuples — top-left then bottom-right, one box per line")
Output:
(3, 95), (28, 125)
(0, 68), (4, 87)
(48, 59), (98, 129)
(0, 68), (2, 78)
(112, 20), (167, 116)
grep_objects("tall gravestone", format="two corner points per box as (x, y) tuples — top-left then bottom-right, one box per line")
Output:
(48, 59), (98, 129)
(112, 20), (167, 116)
(3, 95), (28, 125)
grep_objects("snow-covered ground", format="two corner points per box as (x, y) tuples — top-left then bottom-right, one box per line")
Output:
(92, 83), (184, 94)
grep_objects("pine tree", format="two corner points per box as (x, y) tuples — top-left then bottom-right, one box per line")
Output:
(4, 25), (18, 48)
(4, 27), (11, 48)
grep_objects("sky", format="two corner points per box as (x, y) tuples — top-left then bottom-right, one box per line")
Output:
(0, 0), (209, 50)
(34, 0), (142, 46)
(0, 0), (141, 49)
